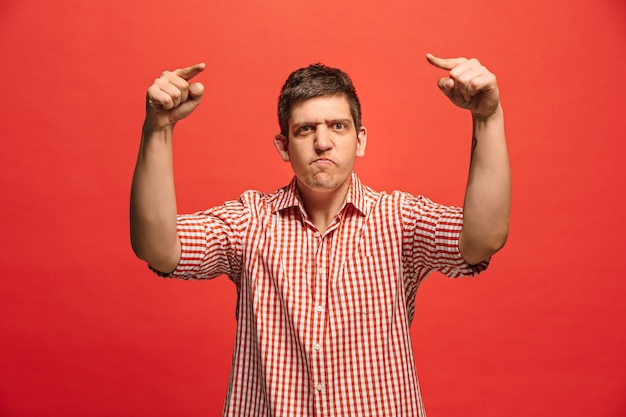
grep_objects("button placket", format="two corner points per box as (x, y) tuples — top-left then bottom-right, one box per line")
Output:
(310, 228), (329, 415)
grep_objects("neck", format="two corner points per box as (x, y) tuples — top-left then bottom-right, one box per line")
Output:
(297, 180), (349, 234)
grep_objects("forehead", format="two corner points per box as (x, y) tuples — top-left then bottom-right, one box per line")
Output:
(289, 95), (352, 125)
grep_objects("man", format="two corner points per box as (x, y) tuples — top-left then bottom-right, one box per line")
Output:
(130, 54), (510, 416)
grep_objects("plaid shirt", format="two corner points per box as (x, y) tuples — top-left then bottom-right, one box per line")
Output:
(155, 172), (488, 417)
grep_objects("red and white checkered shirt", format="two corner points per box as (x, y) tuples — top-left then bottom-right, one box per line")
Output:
(155, 172), (488, 417)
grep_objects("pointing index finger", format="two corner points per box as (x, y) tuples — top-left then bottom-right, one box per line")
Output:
(174, 63), (206, 81)
(426, 53), (465, 70)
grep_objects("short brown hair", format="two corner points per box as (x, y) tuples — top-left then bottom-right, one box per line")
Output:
(278, 63), (362, 136)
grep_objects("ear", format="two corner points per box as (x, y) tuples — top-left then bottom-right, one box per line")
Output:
(273, 134), (290, 162)
(356, 126), (367, 158)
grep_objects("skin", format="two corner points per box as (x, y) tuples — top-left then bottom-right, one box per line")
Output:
(425, 54), (511, 265)
(273, 95), (367, 234)
(130, 54), (510, 272)
(130, 64), (205, 273)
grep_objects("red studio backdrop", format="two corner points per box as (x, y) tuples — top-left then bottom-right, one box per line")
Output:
(1, 0), (625, 416)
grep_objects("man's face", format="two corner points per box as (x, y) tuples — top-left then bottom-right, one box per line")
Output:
(274, 95), (367, 196)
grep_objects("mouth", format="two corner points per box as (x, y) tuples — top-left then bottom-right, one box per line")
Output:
(313, 158), (334, 165)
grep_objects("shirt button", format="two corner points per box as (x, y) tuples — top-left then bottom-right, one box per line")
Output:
(314, 231), (321, 238)
(316, 383), (324, 392)
(313, 343), (321, 352)
(315, 305), (323, 313)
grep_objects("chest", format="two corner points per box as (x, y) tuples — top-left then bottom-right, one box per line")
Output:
(241, 208), (405, 321)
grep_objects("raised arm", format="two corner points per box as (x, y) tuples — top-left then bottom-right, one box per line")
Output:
(426, 54), (511, 265)
(130, 63), (205, 273)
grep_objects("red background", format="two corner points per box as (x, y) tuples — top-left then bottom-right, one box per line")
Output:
(1, 0), (625, 416)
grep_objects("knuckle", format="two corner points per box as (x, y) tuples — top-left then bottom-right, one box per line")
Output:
(458, 73), (471, 84)
(160, 98), (173, 109)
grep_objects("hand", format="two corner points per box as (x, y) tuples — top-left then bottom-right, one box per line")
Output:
(144, 63), (206, 131)
(426, 54), (501, 119)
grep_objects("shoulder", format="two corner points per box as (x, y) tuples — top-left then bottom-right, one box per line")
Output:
(368, 187), (429, 209)
(236, 187), (289, 213)
(372, 189), (464, 227)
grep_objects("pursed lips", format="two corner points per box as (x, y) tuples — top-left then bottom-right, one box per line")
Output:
(312, 158), (334, 166)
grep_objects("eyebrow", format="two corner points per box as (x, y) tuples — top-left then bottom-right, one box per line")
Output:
(291, 118), (353, 130)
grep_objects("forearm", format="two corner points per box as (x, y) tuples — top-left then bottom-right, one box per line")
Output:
(460, 106), (511, 265)
(130, 125), (181, 272)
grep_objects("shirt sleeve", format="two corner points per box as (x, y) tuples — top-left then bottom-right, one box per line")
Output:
(402, 194), (489, 278)
(149, 198), (247, 281)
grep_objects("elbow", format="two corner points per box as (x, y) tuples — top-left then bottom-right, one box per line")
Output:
(130, 228), (150, 262)
(481, 228), (509, 258)
(490, 230), (509, 253)
(130, 236), (149, 263)
(130, 232), (181, 274)
(459, 228), (509, 266)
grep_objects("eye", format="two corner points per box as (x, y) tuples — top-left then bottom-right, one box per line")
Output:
(332, 122), (349, 131)
(296, 125), (315, 135)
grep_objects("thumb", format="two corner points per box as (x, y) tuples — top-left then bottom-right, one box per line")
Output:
(171, 82), (204, 121)
(437, 77), (455, 93)
(188, 82), (205, 101)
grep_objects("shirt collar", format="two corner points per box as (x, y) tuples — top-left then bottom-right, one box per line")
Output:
(273, 172), (369, 217)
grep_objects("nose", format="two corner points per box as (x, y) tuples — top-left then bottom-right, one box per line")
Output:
(314, 125), (332, 152)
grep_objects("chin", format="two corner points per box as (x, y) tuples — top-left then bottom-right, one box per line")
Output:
(309, 174), (349, 191)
